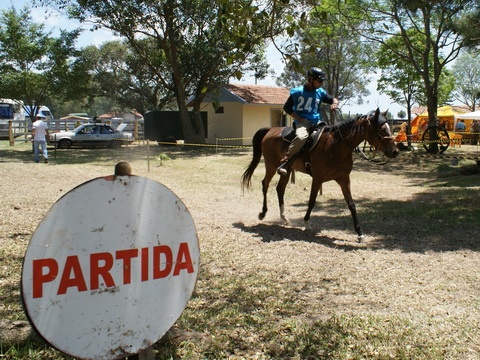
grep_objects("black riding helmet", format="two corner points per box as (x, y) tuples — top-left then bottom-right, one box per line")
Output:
(307, 67), (327, 81)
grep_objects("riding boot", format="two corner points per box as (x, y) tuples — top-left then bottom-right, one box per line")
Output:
(277, 152), (299, 176)
(276, 157), (289, 176)
(276, 152), (289, 176)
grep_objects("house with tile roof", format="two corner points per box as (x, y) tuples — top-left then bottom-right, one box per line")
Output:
(98, 110), (144, 122)
(199, 84), (290, 145)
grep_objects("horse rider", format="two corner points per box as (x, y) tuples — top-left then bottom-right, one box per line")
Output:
(277, 67), (339, 176)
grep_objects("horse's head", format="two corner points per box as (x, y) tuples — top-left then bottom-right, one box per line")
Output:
(365, 108), (399, 158)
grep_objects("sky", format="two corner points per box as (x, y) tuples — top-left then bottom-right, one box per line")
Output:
(2, 0), (403, 117)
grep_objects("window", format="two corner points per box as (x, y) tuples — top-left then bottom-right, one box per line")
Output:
(0, 104), (13, 119)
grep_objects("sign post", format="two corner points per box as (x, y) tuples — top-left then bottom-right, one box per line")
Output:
(22, 165), (199, 359)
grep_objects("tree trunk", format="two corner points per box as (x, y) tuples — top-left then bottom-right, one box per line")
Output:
(182, 109), (205, 144)
(425, 87), (439, 153)
(164, 2), (205, 145)
(177, 103), (205, 144)
(406, 107), (412, 150)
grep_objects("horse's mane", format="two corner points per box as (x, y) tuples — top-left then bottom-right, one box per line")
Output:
(325, 116), (364, 141)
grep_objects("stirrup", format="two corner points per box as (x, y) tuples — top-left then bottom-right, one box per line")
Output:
(277, 160), (288, 176)
(277, 150), (300, 176)
(277, 165), (288, 176)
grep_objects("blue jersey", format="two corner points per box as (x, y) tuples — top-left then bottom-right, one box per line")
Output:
(290, 85), (327, 124)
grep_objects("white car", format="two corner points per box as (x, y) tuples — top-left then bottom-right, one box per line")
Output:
(50, 123), (134, 149)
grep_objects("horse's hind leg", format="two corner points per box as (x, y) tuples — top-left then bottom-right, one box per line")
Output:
(276, 172), (291, 225)
(259, 169), (276, 220)
(337, 176), (364, 241)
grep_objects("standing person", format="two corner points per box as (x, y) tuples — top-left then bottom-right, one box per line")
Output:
(455, 119), (466, 131)
(277, 67), (339, 176)
(32, 114), (49, 163)
(471, 120), (480, 145)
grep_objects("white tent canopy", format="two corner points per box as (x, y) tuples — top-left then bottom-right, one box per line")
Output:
(455, 110), (480, 120)
(453, 110), (480, 130)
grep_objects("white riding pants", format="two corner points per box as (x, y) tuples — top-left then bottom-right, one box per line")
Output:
(288, 123), (309, 156)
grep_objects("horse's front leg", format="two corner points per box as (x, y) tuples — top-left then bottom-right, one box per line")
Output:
(304, 178), (323, 231)
(276, 172), (291, 225)
(259, 177), (270, 220)
(336, 176), (364, 242)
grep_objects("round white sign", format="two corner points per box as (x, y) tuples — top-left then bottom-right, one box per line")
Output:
(22, 175), (199, 359)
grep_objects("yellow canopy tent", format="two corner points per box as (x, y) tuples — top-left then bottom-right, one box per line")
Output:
(395, 105), (470, 142)
(413, 105), (470, 131)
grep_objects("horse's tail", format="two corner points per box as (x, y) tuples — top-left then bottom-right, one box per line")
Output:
(241, 127), (270, 191)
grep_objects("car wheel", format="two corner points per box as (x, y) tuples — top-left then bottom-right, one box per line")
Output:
(57, 139), (72, 149)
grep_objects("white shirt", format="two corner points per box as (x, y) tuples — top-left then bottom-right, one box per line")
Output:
(33, 119), (48, 141)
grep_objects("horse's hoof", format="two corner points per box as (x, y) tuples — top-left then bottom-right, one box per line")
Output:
(303, 221), (313, 232)
(258, 212), (265, 220)
(357, 234), (366, 243)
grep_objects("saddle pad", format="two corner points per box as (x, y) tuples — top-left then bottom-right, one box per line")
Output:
(281, 125), (326, 150)
(281, 127), (295, 142)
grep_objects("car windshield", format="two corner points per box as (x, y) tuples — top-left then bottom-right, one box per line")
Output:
(76, 126), (90, 135)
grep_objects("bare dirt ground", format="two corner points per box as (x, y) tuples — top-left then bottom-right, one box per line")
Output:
(1, 143), (480, 358)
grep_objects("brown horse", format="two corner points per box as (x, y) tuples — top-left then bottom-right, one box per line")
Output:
(241, 108), (399, 241)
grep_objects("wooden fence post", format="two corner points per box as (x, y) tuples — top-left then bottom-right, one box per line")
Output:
(8, 120), (14, 146)
(24, 119), (29, 143)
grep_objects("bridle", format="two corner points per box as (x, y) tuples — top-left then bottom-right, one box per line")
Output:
(371, 119), (393, 141)
(334, 109), (392, 146)
(350, 111), (393, 164)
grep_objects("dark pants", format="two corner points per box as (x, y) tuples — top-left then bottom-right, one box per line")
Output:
(471, 133), (479, 146)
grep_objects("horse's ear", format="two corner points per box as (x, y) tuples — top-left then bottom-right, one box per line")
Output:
(373, 108), (380, 124)
(375, 108), (388, 126)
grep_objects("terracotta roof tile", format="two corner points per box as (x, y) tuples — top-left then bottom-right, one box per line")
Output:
(226, 84), (289, 105)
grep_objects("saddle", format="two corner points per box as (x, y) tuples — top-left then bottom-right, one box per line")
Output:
(281, 122), (327, 151)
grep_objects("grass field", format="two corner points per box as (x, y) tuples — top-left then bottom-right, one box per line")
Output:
(1, 141), (480, 359)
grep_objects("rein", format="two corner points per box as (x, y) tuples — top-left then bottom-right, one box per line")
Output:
(336, 110), (389, 165)
(354, 145), (388, 164)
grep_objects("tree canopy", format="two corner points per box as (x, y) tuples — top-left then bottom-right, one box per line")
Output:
(451, 51), (480, 111)
(341, 0), (473, 121)
(5, 0), (479, 138)
(0, 6), (88, 118)
(377, 28), (455, 120)
(339, 0), (476, 152)
(453, 1), (480, 50)
(80, 40), (177, 115)
(36, 0), (291, 143)
(277, 0), (376, 122)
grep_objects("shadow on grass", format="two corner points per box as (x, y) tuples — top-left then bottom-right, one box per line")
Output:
(233, 222), (363, 251)
(235, 174), (480, 254)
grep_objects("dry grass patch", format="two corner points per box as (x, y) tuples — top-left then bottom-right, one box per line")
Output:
(1, 142), (479, 359)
